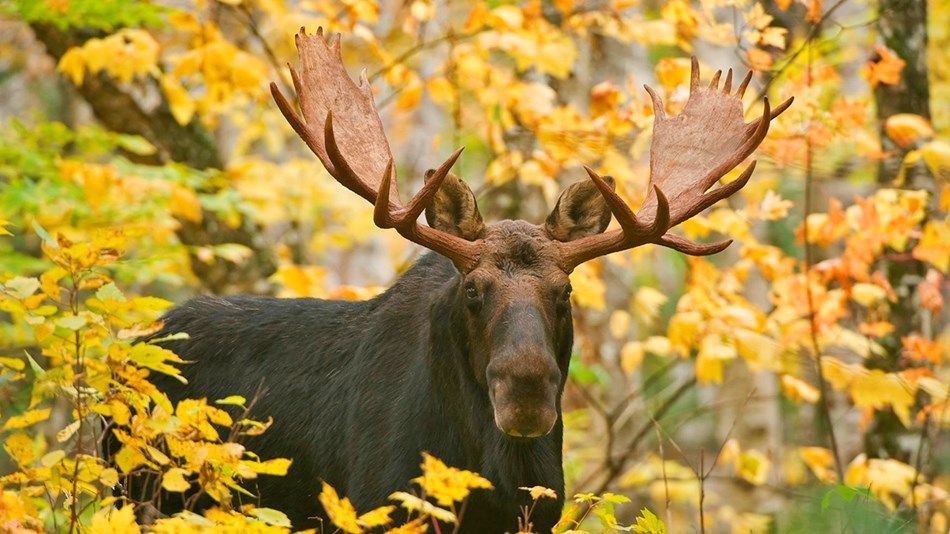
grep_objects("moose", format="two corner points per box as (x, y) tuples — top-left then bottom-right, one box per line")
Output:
(144, 28), (791, 532)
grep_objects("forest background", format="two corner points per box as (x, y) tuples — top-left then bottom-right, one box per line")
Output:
(0, 0), (947, 532)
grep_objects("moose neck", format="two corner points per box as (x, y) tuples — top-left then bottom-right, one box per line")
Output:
(423, 254), (567, 504)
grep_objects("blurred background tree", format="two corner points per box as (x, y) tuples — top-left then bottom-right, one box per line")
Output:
(0, 0), (947, 531)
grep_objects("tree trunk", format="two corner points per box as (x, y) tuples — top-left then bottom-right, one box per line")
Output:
(31, 24), (276, 294)
(875, 0), (930, 186)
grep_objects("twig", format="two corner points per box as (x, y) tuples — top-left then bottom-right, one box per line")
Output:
(750, 0), (850, 104)
(654, 424), (672, 531)
(368, 32), (476, 82)
(230, 4), (294, 96)
(588, 377), (697, 494)
(802, 33), (845, 482)
(703, 388), (756, 479)
(698, 450), (706, 534)
(909, 413), (930, 511)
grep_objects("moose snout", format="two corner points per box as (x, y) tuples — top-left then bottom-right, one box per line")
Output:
(487, 360), (560, 438)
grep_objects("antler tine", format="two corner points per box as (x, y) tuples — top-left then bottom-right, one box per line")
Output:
(270, 81), (311, 151)
(644, 85), (666, 120)
(323, 111), (377, 203)
(373, 159), (397, 228)
(770, 96), (794, 119)
(401, 148), (465, 223)
(723, 69), (733, 93)
(375, 147), (464, 229)
(709, 70), (722, 90)
(677, 161), (757, 224)
(584, 166), (641, 234)
(736, 70), (753, 97)
(584, 167), (671, 238)
(689, 56), (700, 94)
(658, 234), (732, 255)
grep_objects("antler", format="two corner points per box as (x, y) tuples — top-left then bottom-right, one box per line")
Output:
(270, 28), (482, 271)
(558, 57), (793, 269)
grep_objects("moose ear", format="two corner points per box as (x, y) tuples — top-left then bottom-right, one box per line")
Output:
(545, 176), (614, 242)
(424, 171), (485, 241)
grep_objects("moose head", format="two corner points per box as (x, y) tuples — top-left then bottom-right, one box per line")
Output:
(271, 29), (792, 439)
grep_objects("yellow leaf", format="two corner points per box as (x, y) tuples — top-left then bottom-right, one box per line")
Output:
(242, 457), (291, 476)
(884, 114), (934, 148)
(570, 262), (605, 310)
(850, 370), (916, 426)
(396, 77), (423, 111)
(921, 140), (950, 180)
(695, 335), (737, 384)
(780, 375), (820, 403)
(319, 481), (362, 533)
(747, 47), (773, 70)
(4, 433), (36, 466)
(162, 468), (191, 492)
(668, 311), (701, 354)
(912, 219), (950, 272)
(735, 449), (770, 485)
(851, 283), (887, 306)
(654, 57), (691, 90)
(621, 341), (645, 374)
(799, 446), (836, 483)
(634, 287), (668, 322)
(384, 517), (429, 534)
(90, 504), (141, 534)
(425, 77), (454, 105)
(161, 75), (196, 126)
(58, 47), (86, 85)
(358, 505), (395, 528)
(389, 491), (457, 524)
(169, 185), (203, 223)
(519, 485), (557, 500)
(3, 408), (51, 430)
(609, 310), (631, 338)
(412, 452), (493, 507)
(863, 45), (905, 89)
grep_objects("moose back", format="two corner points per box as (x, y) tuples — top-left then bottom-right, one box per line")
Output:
(139, 28), (790, 532)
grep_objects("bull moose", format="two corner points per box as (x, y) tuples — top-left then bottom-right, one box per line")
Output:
(145, 28), (791, 532)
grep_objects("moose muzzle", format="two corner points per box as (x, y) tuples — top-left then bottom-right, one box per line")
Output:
(488, 373), (559, 438)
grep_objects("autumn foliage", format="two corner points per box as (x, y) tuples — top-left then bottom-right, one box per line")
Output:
(0, 0), (947, 532)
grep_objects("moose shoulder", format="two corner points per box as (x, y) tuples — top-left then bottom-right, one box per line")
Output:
(143, 28), (791, 532)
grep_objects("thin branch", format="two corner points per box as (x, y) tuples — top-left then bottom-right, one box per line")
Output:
(368, 32), (476, 83)
(802, 35), (845, 482)
(587, 377), (697, 494)
(698, 450), (706, 534)
(750, 0), (850, 104)
(654, 424), (673, 532)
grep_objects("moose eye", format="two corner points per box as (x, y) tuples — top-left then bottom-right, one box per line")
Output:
(560, 285), (572, 303)
(465, 284), (479, 301)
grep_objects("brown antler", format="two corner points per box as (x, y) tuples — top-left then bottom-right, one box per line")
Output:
(270, 28), (482, 271)
(558, 57), (793, 269)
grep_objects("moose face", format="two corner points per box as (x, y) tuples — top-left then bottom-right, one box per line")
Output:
(427, 174), (613, 438)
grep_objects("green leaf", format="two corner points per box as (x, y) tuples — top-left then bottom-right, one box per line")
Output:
(25, 351), (45, 377)
(147, 332), (190, 344)
(631, 508), (666, 534)
(253, 508), (291, 527)
(115, 134), (156, 156)
(30, 220), (55, 247)
(56, 315), (87, 331)
(4, 276), (39, 299)
(95, 282), (126, 302)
